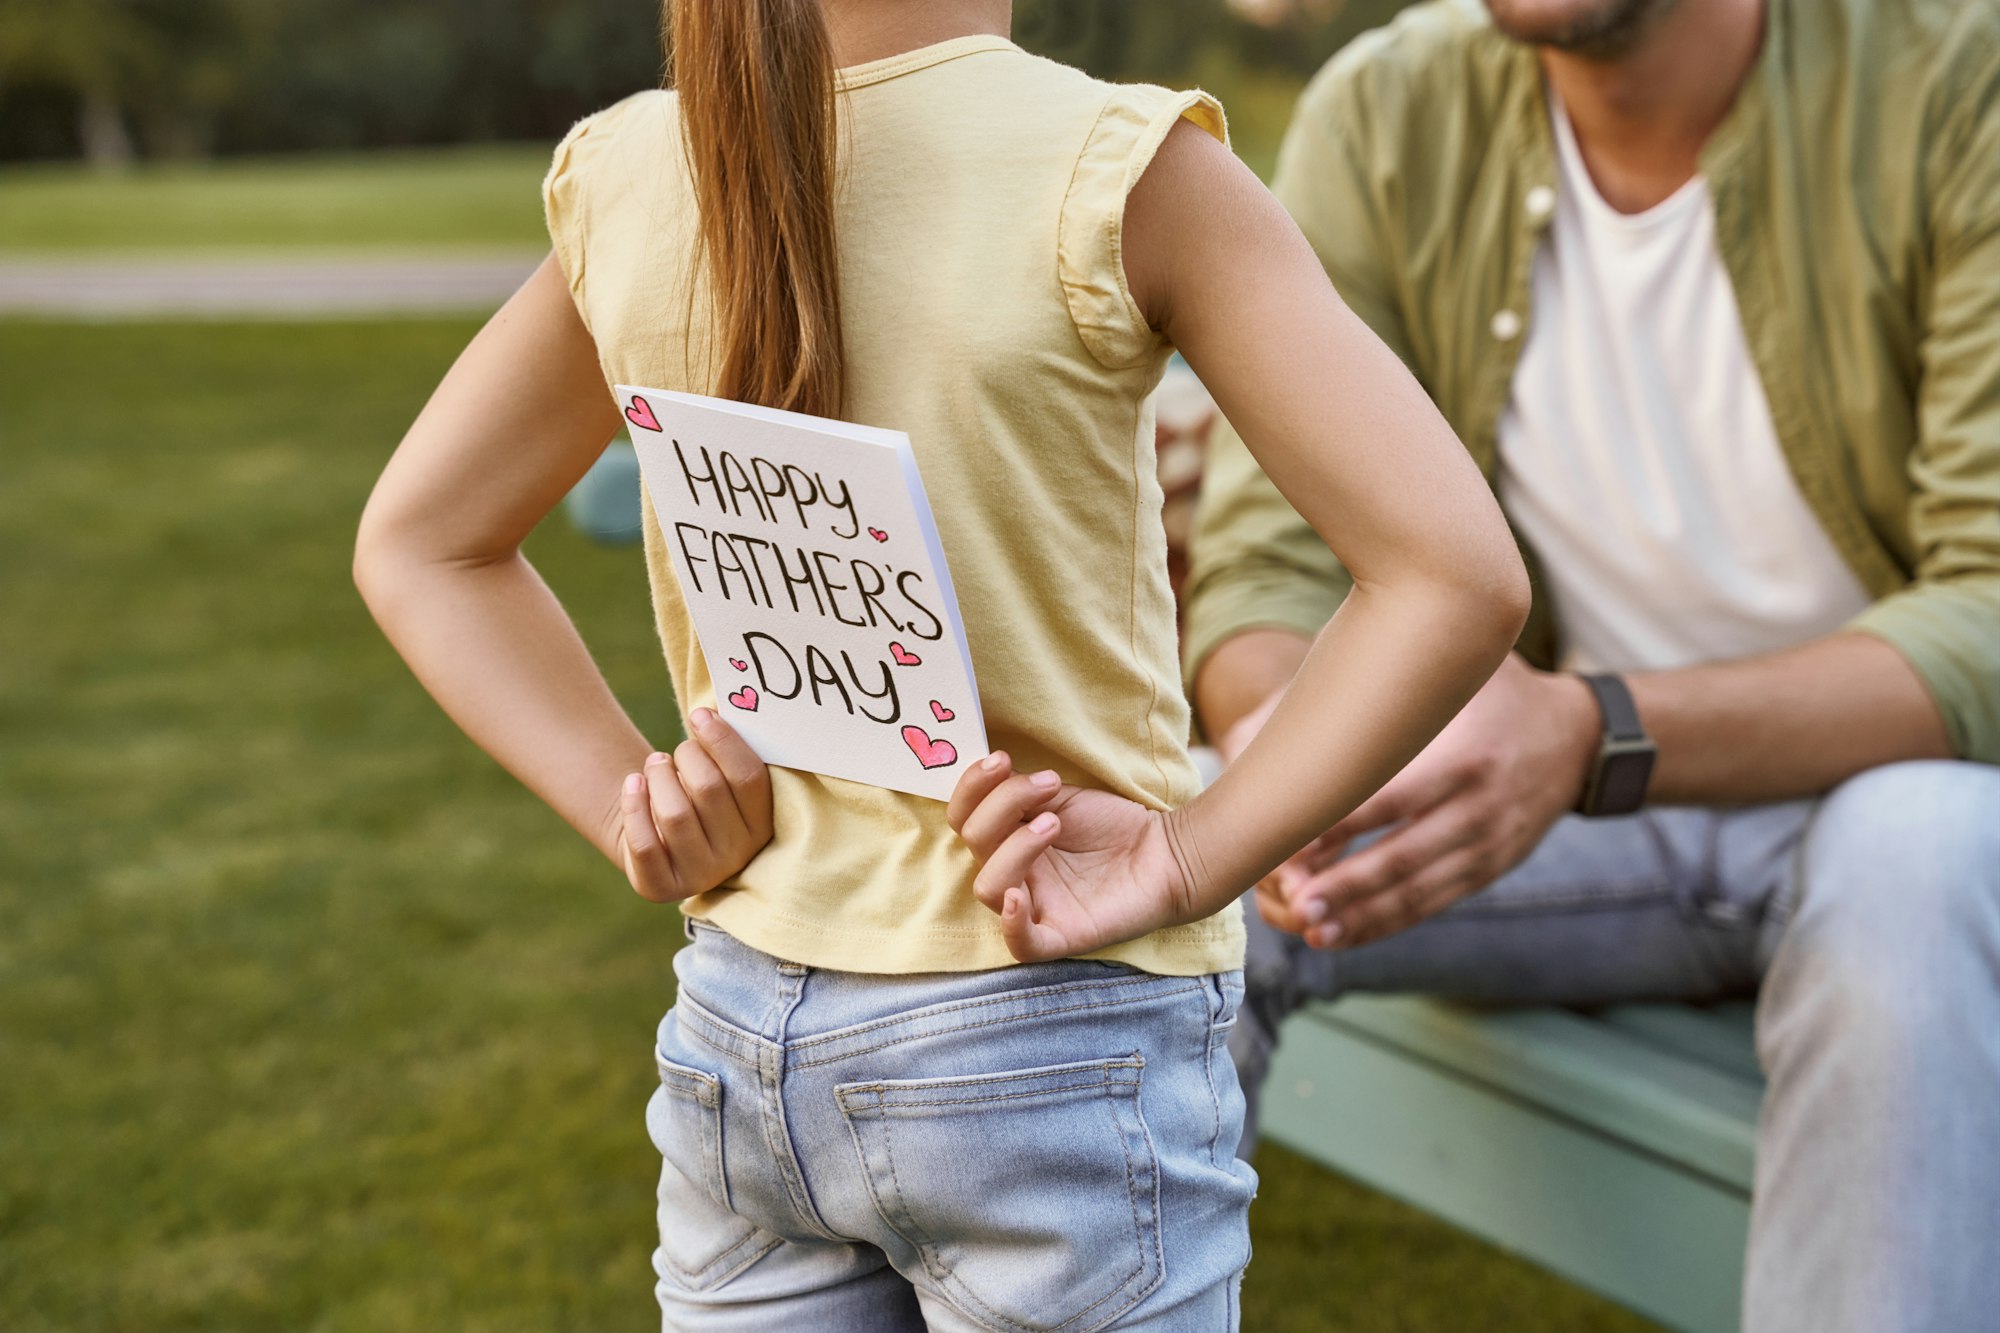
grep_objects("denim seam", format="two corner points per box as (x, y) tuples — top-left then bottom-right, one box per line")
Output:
(840, 1072), (1144, 1104)
(1099, 1064), (1155, 1330)
(759, 971), (841, 1241)
(676, 996), (774, 1069)
(657, 1223), (781, 1289)
(1448, 881), (1675, 915)
(1104, 1060), (1168, 1329)
(683, 1015), (747, 1066)
(835, 1057), (1145, 1105)
(976, 1071), (1151, 1333)
(1191, 976), (1227, 1171)
(785, 974), (1187, 1053)
(650, 1059), (781, 1288)
(652, 1064), (718, 1108)
(788, 985), (1204, 1070)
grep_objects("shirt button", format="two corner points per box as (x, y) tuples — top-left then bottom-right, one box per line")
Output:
(1490, 308), (1523, 341)
(1525, 184), (1556, 220)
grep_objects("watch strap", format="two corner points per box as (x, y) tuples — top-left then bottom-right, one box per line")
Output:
(1577, 673), (1655, 817)
(1580, 673), (1645, 743)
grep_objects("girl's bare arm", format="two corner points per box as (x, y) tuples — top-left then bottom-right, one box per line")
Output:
(1127, 119), (1531, 910)
(354, 256), (769, 888)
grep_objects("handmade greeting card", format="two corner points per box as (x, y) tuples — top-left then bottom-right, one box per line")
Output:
(617, 385), (988, 802)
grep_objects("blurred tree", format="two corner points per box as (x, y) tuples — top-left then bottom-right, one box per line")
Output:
(0, 0), (161, 166)
(0, 0), (272, 164)
(0, 0), (1413, 164)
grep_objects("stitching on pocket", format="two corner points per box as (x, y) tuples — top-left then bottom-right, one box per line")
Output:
(838, 1057), (1163, 1333)
(651, 1053), (777, 1291)
(788, 973), (1185, 1053)
(793, 985), (1199, 1070)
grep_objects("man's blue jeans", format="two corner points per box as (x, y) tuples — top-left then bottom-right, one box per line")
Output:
(1231, 760), (2000, 1333)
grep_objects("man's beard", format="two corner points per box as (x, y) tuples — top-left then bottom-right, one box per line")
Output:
(1484, 0), (1681, 58)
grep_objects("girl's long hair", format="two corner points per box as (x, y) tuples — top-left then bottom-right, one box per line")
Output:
(669, 0), (844, 417)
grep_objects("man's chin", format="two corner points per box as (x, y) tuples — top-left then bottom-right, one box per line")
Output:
(1483, 0), (1678, 57)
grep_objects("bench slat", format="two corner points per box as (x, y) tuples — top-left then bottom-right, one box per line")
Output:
(1594, 1002), (1763, 1083)
(1265, 1004), (1748, 1332)
(1312, 996), (1761, 1191)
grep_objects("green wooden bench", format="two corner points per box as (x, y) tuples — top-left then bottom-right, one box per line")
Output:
(1261, 996), (1761, 1331)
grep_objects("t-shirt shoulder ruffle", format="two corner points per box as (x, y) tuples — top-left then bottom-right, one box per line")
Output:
(1057, 85), (1228, 370)
(542, 89), (676, 317)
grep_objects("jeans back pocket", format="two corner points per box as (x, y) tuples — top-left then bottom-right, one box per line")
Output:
(649, 1052), (779, 1292)
(836, 1055), (1162, 1332)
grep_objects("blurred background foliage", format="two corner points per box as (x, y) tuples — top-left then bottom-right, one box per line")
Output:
(0, 0), (1408, 170)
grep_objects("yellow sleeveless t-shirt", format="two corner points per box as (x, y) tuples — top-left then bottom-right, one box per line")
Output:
(544, 35), (1243, 975)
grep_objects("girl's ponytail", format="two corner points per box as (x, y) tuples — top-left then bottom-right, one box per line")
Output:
(670, 0), (844, 417)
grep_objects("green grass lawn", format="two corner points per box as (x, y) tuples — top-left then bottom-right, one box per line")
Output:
(0, 108), (1292, 255)
(0, 320), (1654, 1331)
(0, 145), (553, 251)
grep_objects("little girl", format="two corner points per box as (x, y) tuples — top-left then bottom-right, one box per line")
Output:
(356, 0), (1527, 1326)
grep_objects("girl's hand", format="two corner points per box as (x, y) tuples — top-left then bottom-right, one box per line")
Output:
(947, 753), (1202, 963)
(618, 708), (773, 902)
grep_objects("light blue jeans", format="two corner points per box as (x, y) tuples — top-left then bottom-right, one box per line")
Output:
(649, 921), (1258, 1330)
(1231, 760), (2000, 1333)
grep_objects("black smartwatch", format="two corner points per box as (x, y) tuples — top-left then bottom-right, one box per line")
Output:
(1576, 673), (1656, 817)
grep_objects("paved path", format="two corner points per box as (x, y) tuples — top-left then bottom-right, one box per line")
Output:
(0, 252), (545, 317)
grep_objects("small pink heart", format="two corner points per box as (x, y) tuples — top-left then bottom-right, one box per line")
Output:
(868, 527), (888, 542)
(624, 395), (662, 432)
(728, 658), (748, 672)
(889, 642), (921, 667)
(726, 686), (758, 712)
(930, 700), (955, 723)
(901, 725), (958, 770)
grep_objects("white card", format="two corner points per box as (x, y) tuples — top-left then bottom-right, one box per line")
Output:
(617, 385), (988, 802)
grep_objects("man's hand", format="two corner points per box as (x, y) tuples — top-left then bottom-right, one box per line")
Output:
(617, 707), (774, 902)
(1244, 654), (1601, 950)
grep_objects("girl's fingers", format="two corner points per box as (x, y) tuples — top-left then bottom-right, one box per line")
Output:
(672, 736), (748, 851)
(1000, 886), (1068, 964)
(946, 751), (1013, 835)
(621, 772), (679, 901)
(972, 812), (1061, 912)
(644, 752), (709, 858)
(957, 770), (1063, 860)
(686, 708), (772, 827)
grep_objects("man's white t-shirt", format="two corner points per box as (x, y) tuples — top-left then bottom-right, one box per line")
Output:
(1494, 99), (1870, 674)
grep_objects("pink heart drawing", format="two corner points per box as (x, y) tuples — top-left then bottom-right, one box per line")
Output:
(728, 657), (748, 672)
(868, 527), (888, 542)
(726, 686), (758, 712)
(624, 395), (662, 432)
(889, 642), (922, 667)
(930, 700), (955, 723)
(901, 725), (958, 770)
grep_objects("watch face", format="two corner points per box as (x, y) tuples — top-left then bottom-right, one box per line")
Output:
(1594, 745), (1656, 816)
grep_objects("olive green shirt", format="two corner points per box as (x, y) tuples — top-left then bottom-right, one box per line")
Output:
(1185, 0), (2000, 762)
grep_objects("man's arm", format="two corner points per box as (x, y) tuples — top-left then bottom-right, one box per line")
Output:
(1191, 628), (1311, 744)
(1636, 633), (1952, 804)
(1225, 630), (1954, 949)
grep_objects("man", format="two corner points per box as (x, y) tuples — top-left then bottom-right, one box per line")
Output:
(1185, 0), (2000, 1327)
